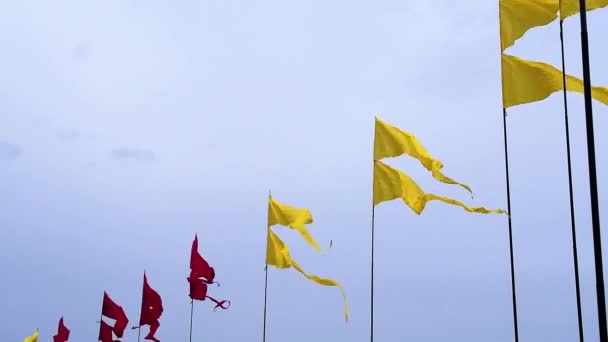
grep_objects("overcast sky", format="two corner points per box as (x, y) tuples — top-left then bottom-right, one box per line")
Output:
(1, 1), (607, 341)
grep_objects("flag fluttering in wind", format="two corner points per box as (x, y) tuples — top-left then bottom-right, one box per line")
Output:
(374, 117), (473, 196)
(372, 118), (504, 216)
(499, 0), (558, 51)
(99, 292), (129, 342)
(373, 160), (506, 215)
(266, 194), (349, 321)
(188, 234), (230, 310)
(268, 195), (331, 252)
(501, 53), (608, 108)
(560, 0), (608, 19)
(138, 274), (163, 342)
(23, 328), (38, 342)
(99, 321), (117, 342)
(53, 317), (70, 342)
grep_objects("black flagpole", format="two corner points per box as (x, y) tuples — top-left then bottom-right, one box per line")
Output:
(559, 15), (585, 342)
(577, 1), (607, 341)
(262, 191), (271, 342)
(502, 108), (520, 342)
(262, 264), (269, 342)
(370, 202), (375, 342)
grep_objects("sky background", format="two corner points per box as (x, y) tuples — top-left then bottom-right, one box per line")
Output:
(0, 1), (607, 341)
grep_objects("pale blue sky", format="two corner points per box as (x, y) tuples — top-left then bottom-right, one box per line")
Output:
(0, 1), (607, 341)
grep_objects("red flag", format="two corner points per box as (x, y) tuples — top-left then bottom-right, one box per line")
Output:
(99, 320), (119, 342)
(139, 274), (163, 342)
(53, 317), (70, 342)
(190, 234), (215, 283)
(187, 234), (230, 310)
(102, 292), (129, 338)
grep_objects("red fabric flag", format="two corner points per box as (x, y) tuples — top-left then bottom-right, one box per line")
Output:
(102, 292), (129, 338)
(99, 320), (119, 342)
(139, 274), (163, 342)
(190, 234), (215, 283)
(187, 234), (230, 310)
(53, 317), (70, 342)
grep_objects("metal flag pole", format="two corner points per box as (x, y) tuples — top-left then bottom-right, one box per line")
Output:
(577, 1), (607, 340)
(502, 108), (519, 342)
(558, 12), (585, 342)
(262, 191), (271, 342)
(189, 300), (194, 342)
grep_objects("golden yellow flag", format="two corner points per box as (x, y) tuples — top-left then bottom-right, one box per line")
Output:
(374, 117), (473, 196)
(373, 160), (506, 215)
(268, 195), (329, 252)
(266, 228), (349, 321)
(561, 0), (608, 19)
(499, 0), (558, 51)
(502, 53), (608, 108)
(23, 329), (38, 342)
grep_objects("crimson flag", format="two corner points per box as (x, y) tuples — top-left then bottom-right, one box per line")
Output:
(99, 320), (119, 342)
(101, 292), (129, 338)
(139, 273), (163, 342)
(53, 317), (70, 342)
(187, 234), (230, 309)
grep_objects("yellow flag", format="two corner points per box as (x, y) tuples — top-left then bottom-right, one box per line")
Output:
(561, 0), (608, 19)
(23, 329), (38, 342)
(268, 195), (329, 252)
(373, 160), (506, 215)
(499, 0), (558, 51)
(374, 117), (473, 196)
(266, 228), (349, 321)
(502, 53), (608, 108)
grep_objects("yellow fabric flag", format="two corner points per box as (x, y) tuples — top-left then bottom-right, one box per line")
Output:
(23, 329), (38, 342)
(374, 117), (473, 196)
(502, 53), (608, 108)
(373, 160), (506, 215)
(561, 0), (608, 19)
(499, 0), (558, 51)
(266, 228), (349, 321)
(268, 195), (329, 252)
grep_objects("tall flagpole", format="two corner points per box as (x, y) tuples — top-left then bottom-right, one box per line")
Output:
(262, 191), (271, 342)
(135, 271), (145, 342)
(370, 202), (375, 342)
(189, 300), (194, 342)
(370, 125), (377, 342)
(498, 7), (520, 341)
(502, 108), (520, 342)
(577, 1), (608, 341)
(558, 15), (585, 342)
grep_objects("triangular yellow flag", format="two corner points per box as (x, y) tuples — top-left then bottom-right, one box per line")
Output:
(502, 53), (608, 108)
(499, 0), (558, 51)
(268, 195), (329, 252)
(23, 329), (38, 342)
(266, 227), (349, 321)
(374, 117), (473, 196)
(373, 160), (506, 215)
(561, 0), (608, 19)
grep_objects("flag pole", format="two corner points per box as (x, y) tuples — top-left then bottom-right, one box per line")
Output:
(577, 1), (608, 341)
(558, 15), (585, 342)
(370, 120), (377, 342)
(189, 300), (194, 342)
(262, 191), (271, 342)
(502, 108), (519, 342)
(370, 202), (375, 342)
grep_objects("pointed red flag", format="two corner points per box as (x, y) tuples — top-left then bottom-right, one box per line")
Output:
(102, 292), (129, 338)
(139, 274), (163, 342)
(53, 317), (70, 342)
(190, 234), (215, 283)
(187, 234), (230, 310)
(99, 320), (119, 342)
